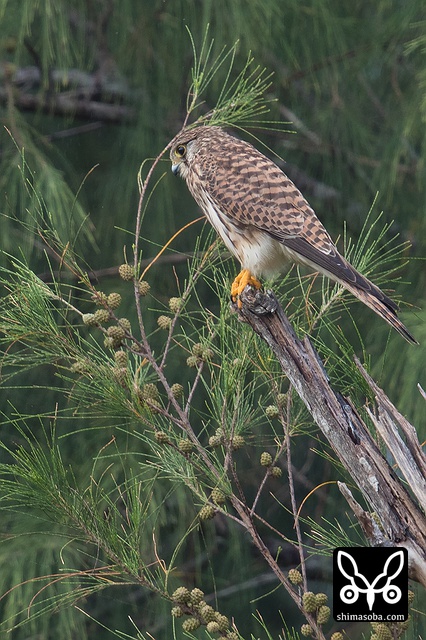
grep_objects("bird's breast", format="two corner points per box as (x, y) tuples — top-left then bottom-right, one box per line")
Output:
(195, 191), (286, 277)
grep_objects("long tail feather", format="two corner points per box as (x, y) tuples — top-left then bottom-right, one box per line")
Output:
(343, 281), (418, 345)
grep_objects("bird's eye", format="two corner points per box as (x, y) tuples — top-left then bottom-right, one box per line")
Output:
(175, 144), (187, 158)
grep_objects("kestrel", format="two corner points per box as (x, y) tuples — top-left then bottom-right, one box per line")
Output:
(170, 125), (417, 344)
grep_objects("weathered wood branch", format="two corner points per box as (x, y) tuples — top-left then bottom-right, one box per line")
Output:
(236, 287), (426, 587)
(0, 65), (136, 122)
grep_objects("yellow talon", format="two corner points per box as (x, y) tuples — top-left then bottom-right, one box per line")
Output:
(231, 269), (262, 307)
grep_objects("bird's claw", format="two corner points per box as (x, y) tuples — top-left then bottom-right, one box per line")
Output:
(231, 269), (262, 308)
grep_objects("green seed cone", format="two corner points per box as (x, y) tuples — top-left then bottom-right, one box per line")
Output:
(317, 605), (330, 625)
(302, 591), (317, 613)
(157, 315), (172, 329)
(94, 308), (110, 324)
(169, 297), (183, 313)
(199, 505), (215, 520)
(182, 617), (200, 632)
(178, 439), (193, 454)
(107, 292), (122, 309)
(231, 435), (245, 450)
(301, 624), (313, 636)
(260, 451), (273, 467)
(172, 586), (190, 604)
(211, 488), (226, 505)
(118, 264), (134, 280)
(288, 569), (302, 585)
(138, 280), (150, 296)
(265, 404), (279, 418)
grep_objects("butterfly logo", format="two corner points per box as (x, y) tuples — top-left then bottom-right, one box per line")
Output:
(337, 549), (404, 611)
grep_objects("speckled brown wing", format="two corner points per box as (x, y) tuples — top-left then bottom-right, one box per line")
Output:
(197, 132), (308, 242)
(194, 130), (399, 311)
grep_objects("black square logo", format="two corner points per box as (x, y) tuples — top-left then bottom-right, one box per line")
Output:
(333, 547), (408, 622)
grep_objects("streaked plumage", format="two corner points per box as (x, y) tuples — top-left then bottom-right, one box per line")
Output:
(170, 125), (417, 344)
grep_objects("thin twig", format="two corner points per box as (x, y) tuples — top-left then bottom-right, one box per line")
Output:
(284, 390), (307, 590)
(250, 469), (271, 517)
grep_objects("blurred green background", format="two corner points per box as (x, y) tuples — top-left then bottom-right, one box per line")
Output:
(0, 1), (424, 638)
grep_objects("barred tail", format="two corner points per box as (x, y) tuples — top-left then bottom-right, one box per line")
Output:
(344, 282), (418, 345)
(280, 238), (417, 344)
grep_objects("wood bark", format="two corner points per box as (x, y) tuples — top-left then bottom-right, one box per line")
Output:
(236, 287), (426, 587)
(0, 65), (135, 122)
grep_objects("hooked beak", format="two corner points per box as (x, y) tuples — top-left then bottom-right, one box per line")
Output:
(171, 163), (180, 176)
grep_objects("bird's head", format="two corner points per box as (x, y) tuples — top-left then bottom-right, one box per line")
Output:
(170, 125), (219, 179)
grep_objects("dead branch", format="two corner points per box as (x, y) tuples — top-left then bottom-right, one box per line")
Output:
(236, 287), (426, 587)
(0, 65), (136, 122)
